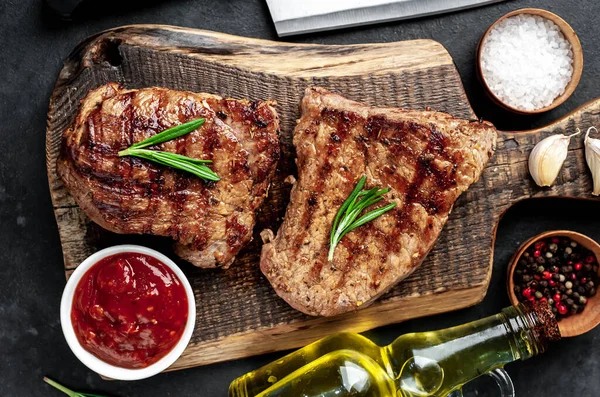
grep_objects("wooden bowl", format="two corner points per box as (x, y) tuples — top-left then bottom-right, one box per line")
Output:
(507, 230), (600, 337)
(476, 8), (583, 115)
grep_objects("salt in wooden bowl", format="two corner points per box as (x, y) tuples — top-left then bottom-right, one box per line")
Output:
(476, 8), (583, 115)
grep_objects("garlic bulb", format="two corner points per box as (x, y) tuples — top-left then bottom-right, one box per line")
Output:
(584, 127), (600, 195)
(528, 130), (581, 187)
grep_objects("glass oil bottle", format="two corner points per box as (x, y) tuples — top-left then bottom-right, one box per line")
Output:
(229, 303), (560, 397)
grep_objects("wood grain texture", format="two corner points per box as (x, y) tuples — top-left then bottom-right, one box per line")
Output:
(46, 25), (600, 371)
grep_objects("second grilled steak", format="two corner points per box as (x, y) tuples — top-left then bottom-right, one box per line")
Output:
(58, 83), (280, 268)
(261, 87), (497, 316)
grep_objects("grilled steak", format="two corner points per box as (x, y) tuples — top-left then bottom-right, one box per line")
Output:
(58, 83), (280, 268)
(260, 87), (496, 316)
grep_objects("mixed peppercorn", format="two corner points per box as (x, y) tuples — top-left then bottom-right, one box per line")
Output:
(513, 236), (599, 321)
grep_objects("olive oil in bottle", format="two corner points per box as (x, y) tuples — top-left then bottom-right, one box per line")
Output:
(229, 303), (560, 397)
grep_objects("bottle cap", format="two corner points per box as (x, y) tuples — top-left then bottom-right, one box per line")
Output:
(526, 301), (561, 342)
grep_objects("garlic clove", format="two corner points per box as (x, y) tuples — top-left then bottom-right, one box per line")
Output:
(584, 127), (600, 195)
(528, 130), (581, 187)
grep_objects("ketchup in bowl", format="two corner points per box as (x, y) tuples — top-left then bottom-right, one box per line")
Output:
(71, 252), (189, 369)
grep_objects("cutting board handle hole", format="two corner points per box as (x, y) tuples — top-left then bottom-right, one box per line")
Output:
(93, 38), (123, 67)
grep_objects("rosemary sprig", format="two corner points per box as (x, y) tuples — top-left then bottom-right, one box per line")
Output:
(328, 176), (396, 261)
(129, 118), (205, 149)
(117, 117), (218, 182)
(119, 148), (220, 182)
(43, 377), (111, 397)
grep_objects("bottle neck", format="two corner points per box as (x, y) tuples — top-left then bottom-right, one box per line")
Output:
(387, 303), (560, 394)
(499, 303), (552, 360)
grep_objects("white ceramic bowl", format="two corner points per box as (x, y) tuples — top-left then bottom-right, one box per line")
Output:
(60, 245), (196, 380)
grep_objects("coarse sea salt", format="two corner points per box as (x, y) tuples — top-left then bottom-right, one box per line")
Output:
(480, 14), (574, 111)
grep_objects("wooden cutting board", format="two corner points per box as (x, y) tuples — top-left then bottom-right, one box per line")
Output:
(46, 25), (600, 371)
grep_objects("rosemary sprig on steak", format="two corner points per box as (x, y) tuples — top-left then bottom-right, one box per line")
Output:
(130, 118), (205, 149)
(328, 175), (396, 261)
(118, 117), (219, 182)
(119, 148), (220, 181)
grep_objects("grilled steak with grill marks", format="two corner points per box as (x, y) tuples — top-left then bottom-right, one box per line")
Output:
(58, 83), (280, 268)
(260, 87), (496, 316)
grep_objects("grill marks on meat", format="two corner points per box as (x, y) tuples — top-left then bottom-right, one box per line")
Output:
(58, 83), (280, 268)
(260, 87), (496, 316)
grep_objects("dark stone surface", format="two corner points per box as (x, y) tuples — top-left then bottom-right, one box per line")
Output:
(1, 0), (599, 395)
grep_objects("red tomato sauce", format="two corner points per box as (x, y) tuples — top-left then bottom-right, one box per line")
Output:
(71, 252), (189, 369)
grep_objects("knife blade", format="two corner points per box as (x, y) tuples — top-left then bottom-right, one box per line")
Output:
(266, 0), (508, 37)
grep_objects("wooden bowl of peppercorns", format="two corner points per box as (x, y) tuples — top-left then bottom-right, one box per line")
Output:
(508, 230), (600, 337)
